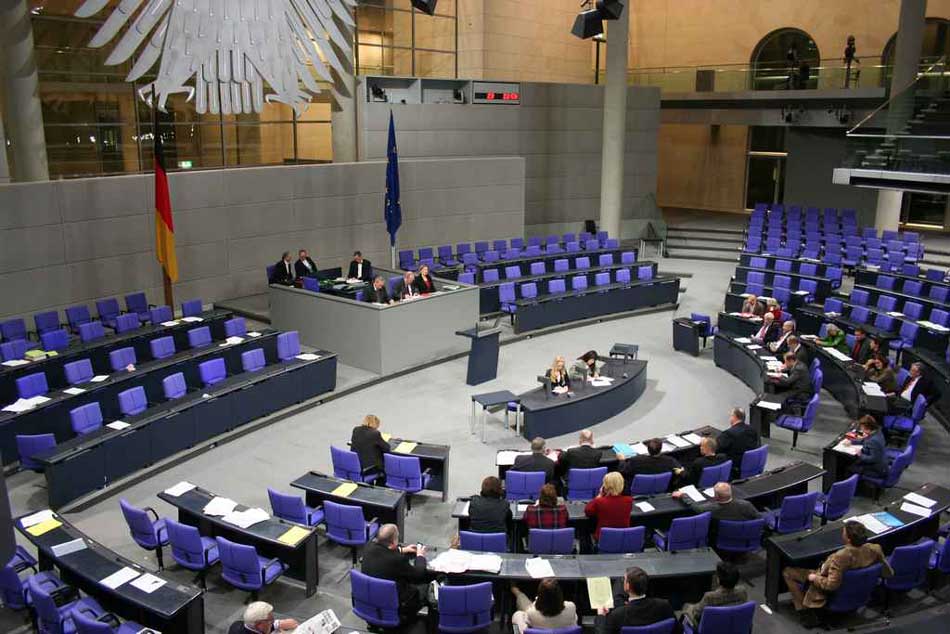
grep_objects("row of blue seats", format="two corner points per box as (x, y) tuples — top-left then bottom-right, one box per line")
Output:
(498, 266), (657, 313)
(400, 237), (620, 270)
(462, 251), (638, 285)
(743, 271), (823, 303)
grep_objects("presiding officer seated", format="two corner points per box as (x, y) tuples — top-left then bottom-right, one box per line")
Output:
(294, 249), (318, 279)
(546, 356), (571, 394)
(348, 250), (374, 282)
(413, 263), (437, 294)
(393, 271), (418, 301)
(270, 251), (295, 286)
(361, 524), (429, 625)
(596, 567), (675, 634)
(351, 414), (391, 480)
(365, 276), (393, 305)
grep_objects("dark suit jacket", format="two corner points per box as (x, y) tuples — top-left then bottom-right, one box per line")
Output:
(753, 322), (779, 344)
(692, 497), (761, 521)
(854, 430), (888, 478)
(350, 425), (391, 471)
(365, 285), (390, 304)
(685, 453), (730, 486)
(512, 452), (556, 483)
(897, 375), (934, 404)
(413, 274), (437, 294)
(227, 622), (256, 634)
(467, 495), (511, 533)
(270, 260), (295, 285)
(294, 257), (318, 279)
(774, 361), (812, 399)
(347, 259), (374, 282)
(545, 369), (571, 390)
(716, 424), (761, 471)
(360, 542), (427, 607)
(392, 279), (417, 301)
(600, 597), (675, 634)
(786, 343), (808, 364)
(557, 444), (604, 479)
(619, 454), (681, 491)
(850, 338), (872, 364)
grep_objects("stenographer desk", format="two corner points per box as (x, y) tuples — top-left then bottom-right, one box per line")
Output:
(516, 359), (648, 439)
(36, 352), (337, 509)
(0, 330), (280, 467)
(270, 268), (479, 375)
(764, 483), (950, 607)
(0, 309), (231, 405)
(16, 512), (204, 632)
(291, 472), (407, 534)
(158, 485), (320, 596)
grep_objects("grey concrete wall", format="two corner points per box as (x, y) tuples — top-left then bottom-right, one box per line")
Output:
(785, 128), (879, 227)
(0, 157), (524, 320)
(359, 82), (661, 238)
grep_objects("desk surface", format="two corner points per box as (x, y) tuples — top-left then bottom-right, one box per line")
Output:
(291, 472), (405, 510)
(16, 511), (201, 618)
(731, 461), (825, 500)
(518, 359), (647, 412)
(514, 276), (678, 308)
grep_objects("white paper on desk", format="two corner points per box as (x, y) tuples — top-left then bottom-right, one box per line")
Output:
(903, 492), (937, 507)
(296, 353), (320, 361)
(793, 290), (809, 295)
(862, 383), (884, 396)
(703, 487), (716, 498)
(635, 501), (655, 512)
(429, 549), (472, 573)
(755, 400), (782, 411)
(496, 450), (528, 466)
(590, 378), (612, 387)
(130, 573), (165, 594)
(293, 609), (341, 634)
(887, 311), (904, 317)
(181, 316), (203, 323)
(460, 502), (470, 516)
(525, 557), (555, 579)
(222, 507), (270, 529)
(62, 387), (86, 396)
(469, 553), (502, 574)
(21, 509), (54, 528)
(746, 344), (762, 350)
(51, 539), (87, 557)
(683, 433), (704, 445)
(106, 421), (130, 430)
(734, 337), (752, 344)
(760, 356), (779, 362)
(850, 513), (889, 535)
(665, 434), (691, 449)
(164, 481), (196, 497)
(631, 442), (649, 456)
(100, 566), (140, 589)
(247, 331), (262, 338)
(29, 395), (50, 406)
(833, 440), (861, 456)
(1, 359), (29, 367)
(225, 336), (244, 345)
(3, 399), (36, 413)
(800, 334), (818, 341)
(89, 375), (109, 383)
(160, 320), (180, 327)
(679, 485), (705, 503)
(202, 497), (238, 516)
(900, 502), (931, 518)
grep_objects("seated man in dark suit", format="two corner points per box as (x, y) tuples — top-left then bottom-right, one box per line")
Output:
(682, 561), (748, 629)
(683, 437), (730, 486)
(364, 276), (392, 305)
(784, 335), (808, 364)
(617, 438), (684, 492)
(512, 437), (556, 484)
(227, 601), (298, 633)
(849, 328), (872, 364)
(845, 416), (888, 479)
(769, 320), (796, 355)
(673, 482), (760, 521)
(270, 251), (295, 286)
(350, 414), (391, 477)
(360, 524), (429, 624)
(347, 251), (374, 282)
(716, 407), (761, 477)
(392, 271), (418, 301)
(751, 313), (779, 345)
(596, 567), (674, 634)
(888, 361), (934, 414)
(556, 429), (604, 484)
(294, 249), (318, 279)
(770, 352), (812, 411)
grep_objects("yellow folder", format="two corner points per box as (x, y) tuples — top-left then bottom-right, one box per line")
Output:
(277, 525), (311, 546)
(331, 482), (359, 497)
(394, 442), (417, 454)
(26, 518), (62, 537)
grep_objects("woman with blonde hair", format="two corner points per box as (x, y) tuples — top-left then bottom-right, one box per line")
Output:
(583, 471), (632, 542)
(546, 356), (570, 394)
(414, 262), (437, 294)
(350, 414), (391, 478)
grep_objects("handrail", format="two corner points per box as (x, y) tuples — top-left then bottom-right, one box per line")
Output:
(847, 55), (947, 135)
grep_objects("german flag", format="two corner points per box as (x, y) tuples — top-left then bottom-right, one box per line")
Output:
(153, 109), (178, 282)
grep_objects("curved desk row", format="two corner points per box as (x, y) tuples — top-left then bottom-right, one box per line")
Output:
(291, 471), (407, 535)
(739, 253), (830, 277)
(0, 331), (279, 466)
(713, 332), (768, 394)
(716, 312), (764, 338)
(471, 247), (629, 283)
(37, 352), (337, 509)
(517, 359), (648, 439)
(0, 309), (231, 405)
(724, 291), (806, 314)
(801, 340), (886, 418)
(16, 512), (204, 632)
(512, 277), (680, 334)
(854, 266), (950, 295)
(733, 265), (833, 301)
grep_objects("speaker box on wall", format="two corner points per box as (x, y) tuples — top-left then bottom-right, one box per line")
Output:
(410, 0), (438, 15)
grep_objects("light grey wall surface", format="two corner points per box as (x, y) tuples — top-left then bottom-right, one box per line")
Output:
(359, 82), (662, 238)
(785, 128), (879, 227)
(0, 157), (524, 320)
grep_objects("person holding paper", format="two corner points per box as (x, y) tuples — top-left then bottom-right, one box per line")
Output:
(770, 352), (812, 408)
(751, 313), (779, 345)
(683, 438), (730, 486)
(361, 524), (429, 624)
(227, 601), (298, 633)
(741, 294), (764, 316)
(510, 579), (578, 633)
(782, 522), (892, 626)
(523, 484), (569, 530)
(716, 408), (761, 478)
(584, 472), (632, 541)
(596, 567), (674, 633)
(864, 354), (897, 394)
(845, 416), (888, 479)
(672, 482), (760, 522)
(365, 276), (393, 305)
(681, 561), (748, 629)
(817, 323), (847, 353)
(556, 429), (604, 482)
(545, 356), (571, 394)
(616, 438), (684, 493)
(467, 476), (512, 534)
(350, 414), (391, 478)
(413, 263), (438, 294)
(849, 328), (872, 364)
(513, 437), (556, 484)
(347, 251), (374, 282)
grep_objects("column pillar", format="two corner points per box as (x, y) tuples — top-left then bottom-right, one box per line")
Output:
(874, 0), (926, 231)
(330, 13), (358, 163)
(0, 115), (10, 183)
(0, 0), (48, 181)
(598, 3), (629, 239)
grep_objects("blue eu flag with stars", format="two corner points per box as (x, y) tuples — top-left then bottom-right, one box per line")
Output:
(384, 111), (401, 247)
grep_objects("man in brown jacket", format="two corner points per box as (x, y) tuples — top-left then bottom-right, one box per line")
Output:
(782, 521), (893, 625)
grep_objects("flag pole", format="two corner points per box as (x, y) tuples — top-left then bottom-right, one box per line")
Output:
(391, 244), (396, 269)
(153, 86), (174, 309)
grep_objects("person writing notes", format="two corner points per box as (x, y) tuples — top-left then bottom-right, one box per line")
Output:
(347, 251), (373, 282)
(413, 263), (437, 294)
(365, 276), (393, 305)
(844, 415), (887, 479)
(578, 350), (601, 379)
(350, 414), (391, 478)
(393, 271), (418, 301)
(546, 356), (571, 394)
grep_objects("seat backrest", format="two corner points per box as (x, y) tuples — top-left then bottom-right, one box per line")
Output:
(826, 564), (883, 612)
(697, 460), (733, 488)
(39, 328), (68, 353)
(599, 253), (614, 267)
(267, 488), (307, 524)
(78, 320), (105, 342)
(571, 275), (588, 291)
(119, 498), (158, 547)
(331, 445), (364, 481)
(187, 326), (212, 349)
(118, 386), (148, 416)
(566, 467), (608, 500)
(576, 256), (590, 269)
(903, 301), (924, 321)
(499, 282), (516, 303)
(695, 601), (757, 634)
(850, 306), (869, 323)
(529, 261), (545, 276)
(199, 358), (227, 386)
(667, 511), (711, 550)
(549, 279), (566, 294)
(775, 259), (792, 272)
(597, 526), (645, 554)
(72, 607), (115, 633)
(931, 285), (950, 303)
(777, 491), (819, 533)
(0, 339), (27, 362)
(739, 445), (768, 478)
(621, 251), (636, 265)
(66, 305), (92, 330)
(28, 575), (64, 631)
(216, 536), (263, 586)
(903, 280), (923, 296)
(109, 346), (137, 372)
(521, 282), (539, 299)
(750, 257), (767, 269)
(528, 528), (574, 554)
(149, 335), (176, 360)
(350, 569), (400, 628)
(277, 331), (300, 360)
(458, 272), (475, 285)
(165, 517), (206, 567)
(482, 269), (499, 283)
(823, 475), (855, 519)
(616, 269), (631, 284)
(70, 402), (103, 436)
(638, 265), (654, 280)
(595, 272), (610, 286)
(458, 531), (507, 553)
(324, 501), (367, 542)
(899, 321), (918, 343)
(850, 289), (869, 305)
(125, 292), (148, 314)
(163, 372), (187, 400)
(96, 297), (120, 319)
(34, 311), (60, 335)
(16, 433), (56, 469)
(64, 359), (94, 385)
(181, 299), (202, 317)
(873, 313), (893, 331)
(824, 298), (843, 313)
(505, 265), (522, 279)
(15, 372), (48, 399)
(241, 348), (266, 372)
(505, 470), (546, 501)
(438, 582), (494, 631)
(224, 317), (247, 338)
(876, 295), (897, 312)
(630, 472), (672, 496)
(150, 305), (173, 324)
(384, 453), (423, 489)
(554, 258), (569, 272)
(715, 519), (766, 553)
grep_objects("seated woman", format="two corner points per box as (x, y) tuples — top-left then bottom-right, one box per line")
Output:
(766, 298), (782, 319)
(546, 356), (571, 394)
(864, 354), (897, 394)
(413, 262), (437, 294)
(523, 484), (569, 530)
(845, 416), (888, 479)
(467, 476), (511, 534)
(583, 472), (632, 543)
(577, 350), (601, 379)
(511, 578), (578, 633)
(817, 323), (847, 352)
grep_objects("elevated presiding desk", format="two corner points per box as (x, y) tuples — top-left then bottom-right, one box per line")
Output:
(291, 472), (407, 534)
(0, 329), (281, 466)
(158, 484), (320, 596)
(0, 309), (231, 406)
(16, 511), (204, 632)
(37, 351), (337, 509)
(270, 267), (478, 375)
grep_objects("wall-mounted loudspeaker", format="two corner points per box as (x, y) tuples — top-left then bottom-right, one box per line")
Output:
(410, 0), (438, 15)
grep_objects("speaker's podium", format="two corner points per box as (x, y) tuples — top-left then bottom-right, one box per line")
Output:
(456, 322), (502, 386)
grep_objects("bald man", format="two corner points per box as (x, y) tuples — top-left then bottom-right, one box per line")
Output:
(557, 429), (604, 481)
(683, 437), (730, 486)
(361, 524), (428, 623)
(673, 482), (760, 521)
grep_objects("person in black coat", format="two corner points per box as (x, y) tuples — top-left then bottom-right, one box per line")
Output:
(596, 567), (674, 634)
(365, 276), (392, 305)
(847, 416), (888, 479)
(350, 414), (390, 475)
(361, 525), (429, 623)
(347, 251), (374, 282)
(270, 252), (295, 286)
(467, 476), (511, 534)
(683, 437), (730, 486)
(771, 352), (812, 405)
(545, 356), (571, 394)
(392, 271), (418, 301)
(889, 361), (934, 414)
(849, 329), (872, 364)
(512, 437), (556, 483)
(556, 429), (604, 481)
(413, 263), (438, 294)
(294, 249), (318, 279)
(716, 408), (761, 477)
(617, 438), (684, 492)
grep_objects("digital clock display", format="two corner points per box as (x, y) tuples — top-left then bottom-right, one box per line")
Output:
(474, 91), (520, 102)
(472, 81), (521, 105)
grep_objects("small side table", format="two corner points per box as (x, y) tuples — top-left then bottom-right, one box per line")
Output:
(471, 390), (521, 442)
(609, 343), (639, 363)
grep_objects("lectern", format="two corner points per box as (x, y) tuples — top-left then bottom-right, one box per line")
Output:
(456, 326), (502, 385)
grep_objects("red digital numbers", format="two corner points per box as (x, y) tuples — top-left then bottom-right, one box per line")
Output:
(479, 90), (519, 102)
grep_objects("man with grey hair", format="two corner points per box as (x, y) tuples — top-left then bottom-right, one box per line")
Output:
(227, 601), (298, 633)
(673, 482), (760, 521)
(557, 429), (603, 482)
(361, 524), (429, 623)
(513, 437), (556, 483)
(769, 320), (796, 354)
(716, 407), (761, 478)
(889, 361), (933, 414)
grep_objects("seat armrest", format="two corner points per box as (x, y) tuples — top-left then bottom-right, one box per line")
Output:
(50, 584), (78, 605)
(145, 506), (160, 522)
(653, 528), (667, 540)
(422, 467), (432, 476)
(97, 613), (121, 627)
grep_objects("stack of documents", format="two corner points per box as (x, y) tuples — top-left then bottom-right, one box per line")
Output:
(202, 497), (238, 516)
(106, 421), (130, 430)
(904, 491), (937, 507)
(755, 400), (782, 411)
(862, 382), (885, 396)
(62, 387), (86, 396)
(590, 377), (613, 387)
(525, 557), (555, 578)
(181, 316), (203, 323)
(901, 492), (937, 517)
(833, 440), (861, 456)
(21, 509), (55, 528)
(665, 434), (691, 448)
(222, 507), (270, 529)
(919, 320), (950, 333)
(496, 450), (531, 466)
(848, 512), (903, 534)
(163, 482), (196, 497)
(2, 395), (51, 413)
(678, 485), (705, 503)
(734, 337), (752, 344)
(161, 320), (180, 327)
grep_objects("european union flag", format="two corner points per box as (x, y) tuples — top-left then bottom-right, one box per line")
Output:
(384, 111), (401, 247)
